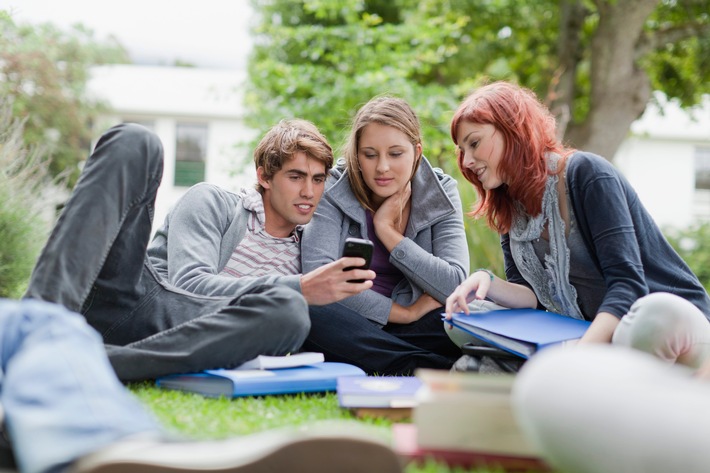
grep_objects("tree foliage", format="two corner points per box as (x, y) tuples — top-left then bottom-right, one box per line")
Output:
(246, 0), (709, 273)
(246, 0), (472, 175)
(247, 0), (710, 164)
(0, 12), (129, 186)
(667, 223), (710, 292)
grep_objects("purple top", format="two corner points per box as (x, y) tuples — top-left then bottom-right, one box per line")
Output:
(366, 212), (404, 298)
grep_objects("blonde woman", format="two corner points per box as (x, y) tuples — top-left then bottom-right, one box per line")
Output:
(302, 96), (469, 374)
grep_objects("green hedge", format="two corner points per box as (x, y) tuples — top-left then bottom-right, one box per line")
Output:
(667, 223), (710, 293)
(0, 184), (44, 298)
(0, 101), (53, 298)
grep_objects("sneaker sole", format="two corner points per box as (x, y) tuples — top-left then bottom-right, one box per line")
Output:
(74, 435), (402, 473)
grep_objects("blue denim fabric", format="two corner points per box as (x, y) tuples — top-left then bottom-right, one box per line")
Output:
(303, 304), (460, 375)
(25, 124), (309, 381)
(0, 299), (161, 473)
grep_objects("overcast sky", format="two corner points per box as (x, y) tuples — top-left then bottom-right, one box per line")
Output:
(0, 0), (254, 69)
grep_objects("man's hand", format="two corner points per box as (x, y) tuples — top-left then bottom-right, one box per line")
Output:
(300, 257), (375, 306)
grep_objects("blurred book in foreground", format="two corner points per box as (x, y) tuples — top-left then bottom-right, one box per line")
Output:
(393, 369), (550, 472)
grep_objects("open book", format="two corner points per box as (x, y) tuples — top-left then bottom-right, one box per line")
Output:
(235, 352), (324, 370)
(444, 308), (590, 358)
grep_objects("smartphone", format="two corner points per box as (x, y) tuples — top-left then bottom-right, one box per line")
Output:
(341, 237), (374, 283)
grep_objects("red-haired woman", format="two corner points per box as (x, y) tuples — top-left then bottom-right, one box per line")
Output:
(445, 81), (710, 370)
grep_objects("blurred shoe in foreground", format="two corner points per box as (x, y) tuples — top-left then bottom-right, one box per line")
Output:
(71, 426), (403, 473)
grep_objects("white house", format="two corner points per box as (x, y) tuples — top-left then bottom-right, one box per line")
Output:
(88, 64), (257, 233)
(614, 93), (710, 230)
(88, 64), (710, 233)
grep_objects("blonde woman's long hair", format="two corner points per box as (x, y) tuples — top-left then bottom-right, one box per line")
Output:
(342, 96), (423, 212)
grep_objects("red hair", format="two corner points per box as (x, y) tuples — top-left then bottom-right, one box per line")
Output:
(450, 81), (573, 234)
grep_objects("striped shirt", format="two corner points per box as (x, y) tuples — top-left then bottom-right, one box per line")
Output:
(220, 189), (302, 278)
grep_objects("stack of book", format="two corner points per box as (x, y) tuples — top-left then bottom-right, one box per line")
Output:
(156, 352), (366, 398)
(394, 369), (551, 473)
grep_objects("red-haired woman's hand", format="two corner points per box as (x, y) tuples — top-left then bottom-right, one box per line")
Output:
(444, 270), (494, 318)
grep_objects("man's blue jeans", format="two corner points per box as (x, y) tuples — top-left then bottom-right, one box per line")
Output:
(0, 299), (161, 473)
(24, 124), (309, 381)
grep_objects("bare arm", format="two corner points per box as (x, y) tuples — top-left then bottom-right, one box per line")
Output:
(388, 293), (441, 324)
(578, 312), (619, 344)
(444, 269), (537, 317)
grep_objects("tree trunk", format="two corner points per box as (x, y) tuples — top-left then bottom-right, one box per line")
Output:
(565, 0), (659, 162)
(549, 0), (588, 140)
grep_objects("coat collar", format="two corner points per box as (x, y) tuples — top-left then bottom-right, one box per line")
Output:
(325, 156), (455, 235)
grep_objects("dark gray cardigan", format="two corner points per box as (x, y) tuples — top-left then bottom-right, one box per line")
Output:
(502, 151), (710, 321)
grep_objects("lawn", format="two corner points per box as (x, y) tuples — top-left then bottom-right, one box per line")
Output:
(130, 382), (505, 473)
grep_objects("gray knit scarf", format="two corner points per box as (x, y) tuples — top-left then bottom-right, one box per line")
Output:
(508, 154), (584, 320)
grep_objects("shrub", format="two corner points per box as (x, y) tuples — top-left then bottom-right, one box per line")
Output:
(456, 176), (505, 276)
(0, 100), (55, 298)
(666, 223), (710, 293)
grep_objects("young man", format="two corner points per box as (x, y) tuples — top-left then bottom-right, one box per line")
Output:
(0, 298), (400, 473)
(24, 121), (375, 381)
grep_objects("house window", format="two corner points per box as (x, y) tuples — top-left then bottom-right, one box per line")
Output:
(696, 147), (710, 190)
(175, 122), (207, 187)
(693, 146), (710, 221)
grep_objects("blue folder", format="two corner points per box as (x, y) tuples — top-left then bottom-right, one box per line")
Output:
(445, 309), (591, 359)
(156, 362), (366, 398)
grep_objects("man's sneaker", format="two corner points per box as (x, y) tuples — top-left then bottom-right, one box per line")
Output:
(70, 424), (402, 473)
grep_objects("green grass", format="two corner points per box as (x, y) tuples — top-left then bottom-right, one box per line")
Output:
(130, 382), (505, 473)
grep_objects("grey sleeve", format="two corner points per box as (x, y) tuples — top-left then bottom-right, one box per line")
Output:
(389, 176), (469, 303)
(302, 193), (393, 326)
(161, 184), (301, 297)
